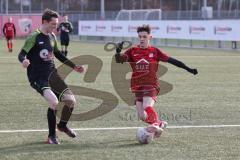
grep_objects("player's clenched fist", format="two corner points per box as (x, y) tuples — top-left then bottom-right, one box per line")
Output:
(74, 65), (84, 73)
(22, 59), (30, 68)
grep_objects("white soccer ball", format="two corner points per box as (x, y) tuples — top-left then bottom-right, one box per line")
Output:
(136, 127), (154, 144)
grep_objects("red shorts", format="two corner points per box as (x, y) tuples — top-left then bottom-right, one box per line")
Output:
(5, 35), (14, 40)
(132, 85), (159, 102)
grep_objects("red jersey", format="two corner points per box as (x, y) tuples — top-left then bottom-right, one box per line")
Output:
(2, 22), (16, 37)
(122, 45), (169, 92)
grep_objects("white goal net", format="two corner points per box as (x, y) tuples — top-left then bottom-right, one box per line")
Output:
(115, 9), (162, 20)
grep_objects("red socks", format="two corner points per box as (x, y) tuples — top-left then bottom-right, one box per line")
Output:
(7, 42), (10, 49)
(7, 42), (12, 50)
(10, 42), (12, 50)
(144, 106), (159, 125)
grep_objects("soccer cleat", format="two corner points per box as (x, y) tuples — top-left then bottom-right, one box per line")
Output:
(146, 123), (163, 138)
(159, 121), (168, 129)
(154, 121), (168, 138)
(47, 135), (60, 144)
(57, 125), (76, 138)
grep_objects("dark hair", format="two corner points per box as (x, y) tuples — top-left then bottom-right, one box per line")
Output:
(137, 25), (151, 34)
(42, 9), (59, 22)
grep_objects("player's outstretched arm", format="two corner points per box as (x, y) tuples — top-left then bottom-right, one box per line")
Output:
(52, 32), (83, 73)
(115, 53), (125, 63)
(115, 42), (126, 63)
(54, 50), (84, 73)
(167, 57), (198, 75)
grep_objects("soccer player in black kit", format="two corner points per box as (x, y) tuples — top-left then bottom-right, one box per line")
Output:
(57, 15), (73, 56)
(18, 9), (84, 144)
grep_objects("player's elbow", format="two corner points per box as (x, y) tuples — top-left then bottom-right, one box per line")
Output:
(18, 50), (27, 63)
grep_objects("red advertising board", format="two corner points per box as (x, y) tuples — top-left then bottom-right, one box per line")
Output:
(0, 15), (42, 37)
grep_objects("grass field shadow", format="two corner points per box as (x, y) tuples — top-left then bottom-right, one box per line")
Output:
(0, 138), (141, 155)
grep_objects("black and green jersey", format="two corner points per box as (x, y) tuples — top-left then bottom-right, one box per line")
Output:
(19, 29), (75, 82)
(57, 21), (73, 38)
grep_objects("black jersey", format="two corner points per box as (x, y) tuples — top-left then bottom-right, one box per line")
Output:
(57, 21), (73, 38)
(21, 29), (74, 82)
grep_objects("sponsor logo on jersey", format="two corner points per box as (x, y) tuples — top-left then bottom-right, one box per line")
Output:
(39, 49), (53, 61)
(136, 58), (149, 64)
(136, 58), (149, 71)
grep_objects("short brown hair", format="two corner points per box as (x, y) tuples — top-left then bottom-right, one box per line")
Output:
(42, 9), (59, 22)
(137, 25), (151, 34)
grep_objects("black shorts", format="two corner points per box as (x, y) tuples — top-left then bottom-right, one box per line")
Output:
(30, 71), (69, 100)
(60, 36), (69, 46)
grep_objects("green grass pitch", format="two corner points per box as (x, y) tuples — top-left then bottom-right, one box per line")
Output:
(0, 39), (240, 160)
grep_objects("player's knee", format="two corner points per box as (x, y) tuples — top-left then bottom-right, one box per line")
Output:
(53, 99), (59, 106)
(63, 95), (76, 107)
(50, 98), (59, 108)
(43, 89), (59, 109)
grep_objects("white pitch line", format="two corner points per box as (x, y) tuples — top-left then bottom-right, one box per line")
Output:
(168, 124), (240, 129)
(1, 124), (240, 133)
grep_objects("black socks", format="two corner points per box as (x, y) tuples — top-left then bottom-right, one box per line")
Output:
(57, 105), (73, 128)
(47, 108), (56, 137)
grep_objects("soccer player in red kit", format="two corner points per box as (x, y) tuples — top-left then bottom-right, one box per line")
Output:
(115, 25), (198, 138)
(2, 17), (16, 52)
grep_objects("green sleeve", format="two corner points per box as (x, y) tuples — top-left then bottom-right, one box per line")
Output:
(22, 31), (38, 53)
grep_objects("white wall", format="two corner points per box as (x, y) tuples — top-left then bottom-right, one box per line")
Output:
(78, 20), (240, 41)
